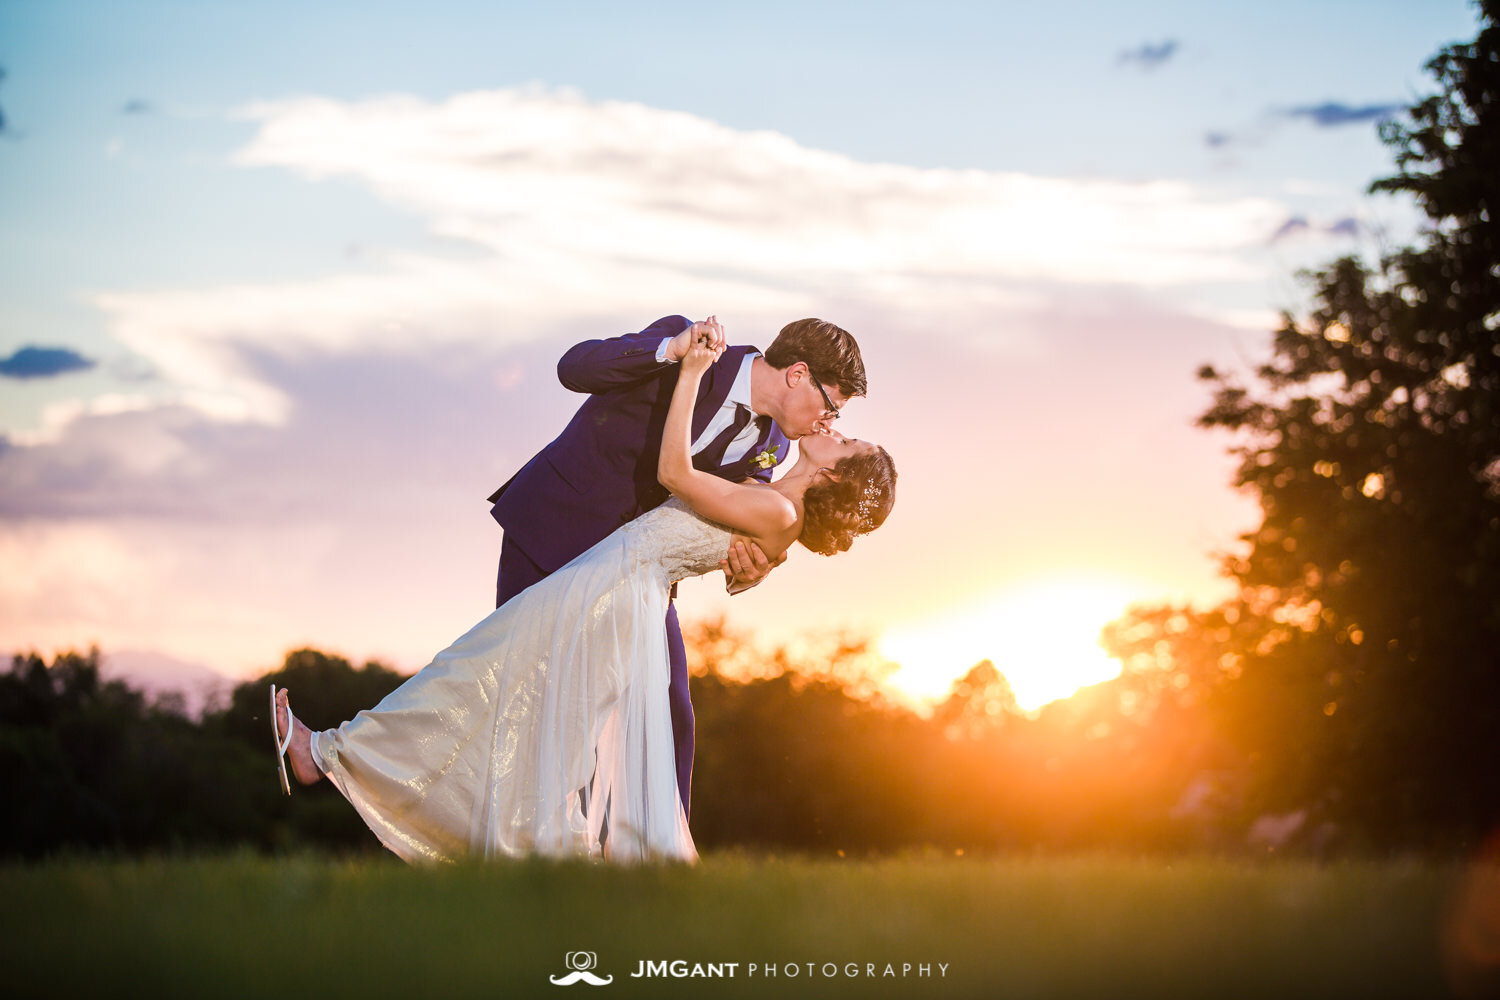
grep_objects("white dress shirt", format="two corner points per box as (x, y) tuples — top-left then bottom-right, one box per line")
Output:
(656, 340), (764, 464)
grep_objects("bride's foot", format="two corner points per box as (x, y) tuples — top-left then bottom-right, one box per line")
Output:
(274, 688), (324, 786)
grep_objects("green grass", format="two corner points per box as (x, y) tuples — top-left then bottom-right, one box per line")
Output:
(0, 852), (1459, 999)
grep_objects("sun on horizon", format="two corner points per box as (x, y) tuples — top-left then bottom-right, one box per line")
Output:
(876, 576), (1146, 714)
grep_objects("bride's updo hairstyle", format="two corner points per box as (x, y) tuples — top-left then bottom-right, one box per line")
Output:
(800, 447), (897, 556)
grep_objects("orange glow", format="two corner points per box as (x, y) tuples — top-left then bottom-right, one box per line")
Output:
(877, 576), (1142, 713)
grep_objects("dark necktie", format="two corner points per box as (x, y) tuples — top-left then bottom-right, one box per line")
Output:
(695, 404), (753, 470)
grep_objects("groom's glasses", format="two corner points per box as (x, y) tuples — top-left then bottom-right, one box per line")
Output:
(812, 379), (841, 421)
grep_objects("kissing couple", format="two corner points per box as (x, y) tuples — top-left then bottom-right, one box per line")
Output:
(271, 314), (896, 862)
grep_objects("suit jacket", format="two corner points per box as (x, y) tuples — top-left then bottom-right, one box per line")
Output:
(488, 315), (789, 575)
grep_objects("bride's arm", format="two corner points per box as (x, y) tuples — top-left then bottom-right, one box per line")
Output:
(658, 328), (798, 551)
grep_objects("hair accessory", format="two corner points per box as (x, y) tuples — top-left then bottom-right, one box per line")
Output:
(856, 483), (882, 531)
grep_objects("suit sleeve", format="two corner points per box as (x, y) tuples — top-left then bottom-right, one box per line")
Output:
(556, 315), (691, 394)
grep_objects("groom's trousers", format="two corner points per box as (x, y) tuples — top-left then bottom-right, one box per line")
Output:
(496, 535), (695, 821)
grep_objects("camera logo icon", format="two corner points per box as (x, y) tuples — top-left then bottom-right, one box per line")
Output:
(550, 951), (612, 986)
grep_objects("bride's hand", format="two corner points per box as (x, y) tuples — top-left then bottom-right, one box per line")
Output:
(681, 338), (722, 375)
(680, 316), (724, 375)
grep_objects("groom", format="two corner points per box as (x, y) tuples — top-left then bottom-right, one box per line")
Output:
(487, 314), (867, 817)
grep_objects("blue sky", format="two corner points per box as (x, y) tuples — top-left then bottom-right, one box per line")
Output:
(0, 0), (1482, 705)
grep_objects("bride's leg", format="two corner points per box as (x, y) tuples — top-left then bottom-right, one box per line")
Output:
(274, 688), (325, 786)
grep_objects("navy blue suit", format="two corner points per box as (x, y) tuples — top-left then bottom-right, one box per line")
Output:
(488, 315), (788, 817)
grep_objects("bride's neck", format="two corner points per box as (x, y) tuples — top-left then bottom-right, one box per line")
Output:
(770, 458), (821, 505)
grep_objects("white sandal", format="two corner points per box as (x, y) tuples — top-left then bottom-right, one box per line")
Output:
(270, 683), (292, 796)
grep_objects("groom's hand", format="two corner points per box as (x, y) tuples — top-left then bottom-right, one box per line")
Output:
(722, 540), (785, 594)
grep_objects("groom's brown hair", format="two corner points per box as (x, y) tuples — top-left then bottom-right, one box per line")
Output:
(764, 318), (867, 399)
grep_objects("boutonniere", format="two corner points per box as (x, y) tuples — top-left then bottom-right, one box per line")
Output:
(752, 444), (780, 469)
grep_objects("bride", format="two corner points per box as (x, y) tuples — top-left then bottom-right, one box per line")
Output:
(271, 329), (896, 864)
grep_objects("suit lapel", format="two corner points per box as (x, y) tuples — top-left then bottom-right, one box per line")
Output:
(688, 347), (746, 441)
(694, 405), (752, 471)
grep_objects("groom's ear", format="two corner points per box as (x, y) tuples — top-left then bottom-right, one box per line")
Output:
(785, 361), (810, 387)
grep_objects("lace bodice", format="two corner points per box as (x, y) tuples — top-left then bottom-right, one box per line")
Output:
(618, 498), (735, 584)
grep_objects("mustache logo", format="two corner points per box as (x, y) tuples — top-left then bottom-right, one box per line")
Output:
(548, 971), (613, 986)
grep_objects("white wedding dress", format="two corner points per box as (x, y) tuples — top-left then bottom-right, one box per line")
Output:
(313, 498), (731, 864)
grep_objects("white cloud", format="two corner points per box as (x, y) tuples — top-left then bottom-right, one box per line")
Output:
(78, 86), (1287, 429)
(10, 393), (157, 447)
(1178, 303), (1282, 335)
(235, 87), (1281, 285)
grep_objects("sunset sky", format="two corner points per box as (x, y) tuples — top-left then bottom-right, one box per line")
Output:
(0, 0), (1480, 710)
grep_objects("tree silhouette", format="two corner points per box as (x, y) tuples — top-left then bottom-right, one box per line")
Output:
(932, 660), (1020, 739)
(1189, 1), (1500, 848)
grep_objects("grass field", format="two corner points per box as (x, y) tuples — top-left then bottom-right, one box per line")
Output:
(0, 852), (1465, 999)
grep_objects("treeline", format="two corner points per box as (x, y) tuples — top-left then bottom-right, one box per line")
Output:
(0, 620), (1476, 861)
(0, 648), (409, 857)
(0, 638), (1233, 859)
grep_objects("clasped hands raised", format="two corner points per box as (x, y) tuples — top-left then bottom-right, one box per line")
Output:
(667, 314), (784, 590)
(666, 315), (727, 368)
